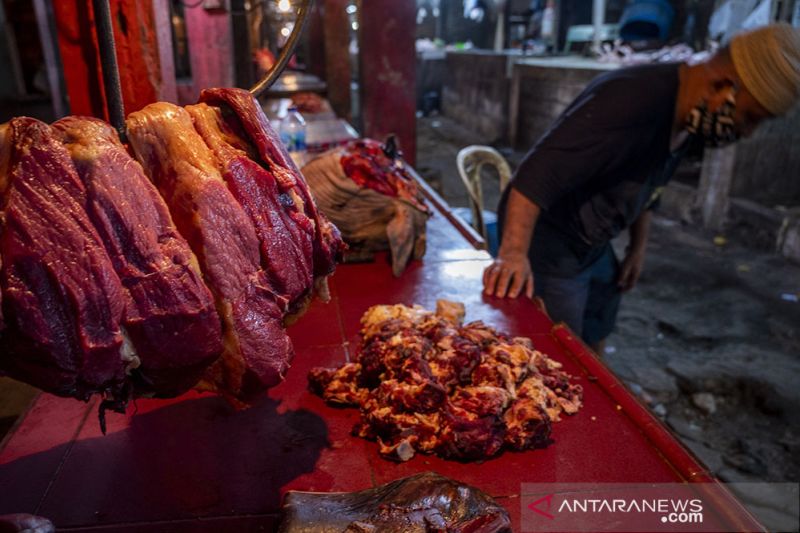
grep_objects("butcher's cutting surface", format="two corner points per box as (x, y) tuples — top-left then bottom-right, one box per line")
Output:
(0, 206), (746, 532)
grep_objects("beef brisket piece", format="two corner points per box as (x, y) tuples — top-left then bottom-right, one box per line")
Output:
(0, 118), (127, 400)
(186, 103), (315, 313)
(279, 472), (511, 533)
(198, 88), (344, 282)
(54, 116), (223, 397)
(126, 103), (292, 400)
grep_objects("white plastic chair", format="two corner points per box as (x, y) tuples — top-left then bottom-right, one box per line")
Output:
(456, 145), (511, 247)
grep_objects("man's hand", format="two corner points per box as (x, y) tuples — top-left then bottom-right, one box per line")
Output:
(484, 188), (540, 298)
(617, 248), (645, 291)
(483, 251), (534, 298)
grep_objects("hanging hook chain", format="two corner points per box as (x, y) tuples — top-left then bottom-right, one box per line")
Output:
(250, 0), (315, 97)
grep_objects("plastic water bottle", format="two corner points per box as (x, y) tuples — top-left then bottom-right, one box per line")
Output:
(279, 106), (307, 158)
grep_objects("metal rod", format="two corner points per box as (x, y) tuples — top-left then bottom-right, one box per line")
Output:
(250, 0), (314, 97)
(592, 0), (605, 53)
(92, 0), (126, 141)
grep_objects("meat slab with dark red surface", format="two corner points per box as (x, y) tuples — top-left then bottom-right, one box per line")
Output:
(126, 102), (296, 402)
(54, 116), (222, 398)
(0, 118), (127, 401)
(0, 89), (343, 410)
(199, 88), (343, 283)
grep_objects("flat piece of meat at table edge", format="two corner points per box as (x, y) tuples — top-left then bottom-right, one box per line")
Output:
(126, 102), (292, 400)
(0, 117), (127, 399)
(53, 116), (223, 397)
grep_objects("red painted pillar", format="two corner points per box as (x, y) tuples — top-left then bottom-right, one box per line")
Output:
(175, 4), (234, 104)
(53, 0), (164, 118)
(323, 0), (352, 121)
(306, 0), (326, 80)
(358, 0), (416, 165)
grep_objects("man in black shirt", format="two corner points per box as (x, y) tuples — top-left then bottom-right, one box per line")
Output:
(483, 23), (800, 353)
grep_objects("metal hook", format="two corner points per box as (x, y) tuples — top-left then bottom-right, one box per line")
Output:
(92, 0), (127, 142)
(93, 0), (314, 139)
(250, 0), (314, 97)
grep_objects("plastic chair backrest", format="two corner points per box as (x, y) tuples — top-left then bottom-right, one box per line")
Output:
(456, 145), (511, 241)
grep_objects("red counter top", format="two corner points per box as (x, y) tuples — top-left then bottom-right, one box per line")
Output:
(0, 201), (762, 532)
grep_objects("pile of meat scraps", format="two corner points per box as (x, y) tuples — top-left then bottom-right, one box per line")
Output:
(309, 300), (583, 461)
(301, 137), (429, 276)
(0, 88), (343, 417)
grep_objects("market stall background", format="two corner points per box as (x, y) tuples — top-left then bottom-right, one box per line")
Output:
(1, 0), (799, 531)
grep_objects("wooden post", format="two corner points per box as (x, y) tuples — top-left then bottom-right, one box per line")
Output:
(230, 0), (255, 89)
(152, 0), (177, 103)
(306, 0), (326, 80)
(32, 0), (69, 118)
(358, 0), (416, 165)
(175, 3), (234, 104)
(323, 0), (352, 121)
(697, 145), (737, 232)
(52, 0), (165, 118)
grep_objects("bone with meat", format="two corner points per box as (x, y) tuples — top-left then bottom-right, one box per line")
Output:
(309, 300), (583, 461)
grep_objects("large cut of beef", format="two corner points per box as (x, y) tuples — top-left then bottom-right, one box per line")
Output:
(199, 88), (342, 284)
(53, 116), (222, 399)
(0, 88), (343, 412)
(301, 137), (429, 276)
(126, 101), (294, 401)
(185, 88), (342, 314)
(309, 300), (583, 461)
(0, 118), (128, 400)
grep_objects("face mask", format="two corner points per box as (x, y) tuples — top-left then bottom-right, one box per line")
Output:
(685, 89), (739, 147)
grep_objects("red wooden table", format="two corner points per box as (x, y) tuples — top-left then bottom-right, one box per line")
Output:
(0, 197), (763, 532)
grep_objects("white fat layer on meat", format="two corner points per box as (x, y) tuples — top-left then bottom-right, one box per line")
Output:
(119, 327), (141, 374)
(435, 299), (465, 325)
(361, 303), (430, 329)
(314, 276), (331, 303)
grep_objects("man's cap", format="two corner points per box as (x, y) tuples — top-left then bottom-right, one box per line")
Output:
(730, 23), (800, 116)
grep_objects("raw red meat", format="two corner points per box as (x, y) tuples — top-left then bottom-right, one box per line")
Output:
(309, 301), (583, 461)
(340, 138), (428, 211)
(126, 102), (293, 401)
(0, 118), (127, 400)
(54, 117), (222, 397)
(0, 89), (342, 413)
(301, 136), (428, 276)
(187, 102), (316, 313)
(199, 88), (344, 282)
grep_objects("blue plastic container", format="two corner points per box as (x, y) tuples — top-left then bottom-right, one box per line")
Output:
(619, 0), (675, 42)
(453, 208), (500, 257)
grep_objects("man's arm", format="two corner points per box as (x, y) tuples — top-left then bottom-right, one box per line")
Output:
(617, 209), (652, 291)
(483, 188), (540, 298)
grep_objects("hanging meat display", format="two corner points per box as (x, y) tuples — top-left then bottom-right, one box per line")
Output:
(309, 300), (583, 461)
(301, 137), (430, 276)
(0, 88), (344, 417)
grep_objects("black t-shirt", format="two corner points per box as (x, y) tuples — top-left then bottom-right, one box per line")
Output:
(499, 62), (685, 276)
